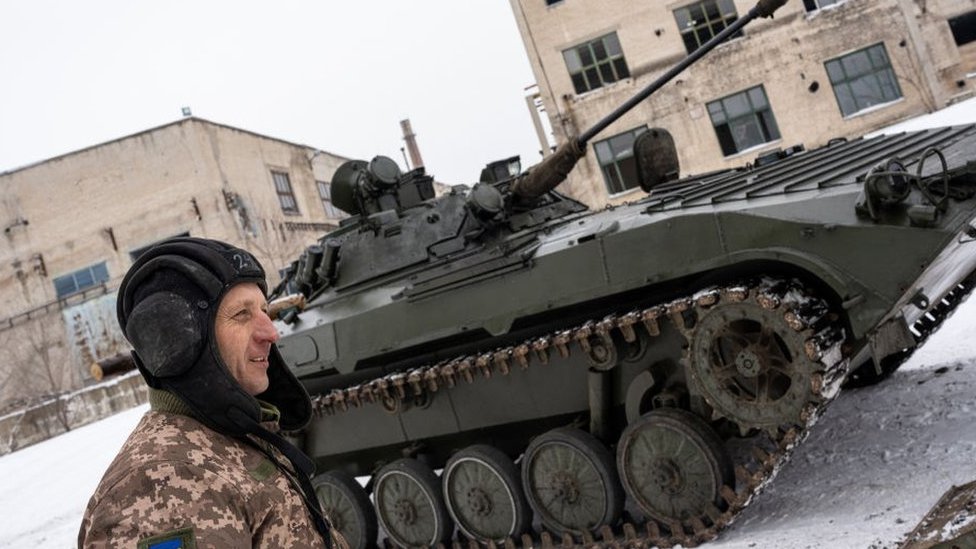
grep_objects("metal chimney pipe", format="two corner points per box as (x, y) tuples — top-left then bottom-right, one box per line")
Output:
(400, 119), (425, 169)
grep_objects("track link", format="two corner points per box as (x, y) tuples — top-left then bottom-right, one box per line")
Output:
(309, 278), (851, 548)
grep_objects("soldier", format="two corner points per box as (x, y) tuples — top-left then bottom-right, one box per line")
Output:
(78, 237), (344, 548)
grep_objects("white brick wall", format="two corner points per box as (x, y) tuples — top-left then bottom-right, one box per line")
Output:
(0, 118), (350, 408)
(511, 0), (976, 207)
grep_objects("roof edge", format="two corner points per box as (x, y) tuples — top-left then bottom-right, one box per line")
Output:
(0, 117), (350, 177)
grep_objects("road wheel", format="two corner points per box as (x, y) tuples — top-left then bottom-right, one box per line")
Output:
(443, 444), (531, 543)
(373, 458), (452, 547)
(616, 408), (733, 526)
(521, 427), (623, 536)
(313, 470), (377, 549)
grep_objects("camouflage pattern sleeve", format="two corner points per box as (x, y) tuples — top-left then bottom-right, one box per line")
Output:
(80, 410), (328, 548)
(79, 460), (252, 548)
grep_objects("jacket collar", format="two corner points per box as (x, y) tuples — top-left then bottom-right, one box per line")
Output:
(149, 388), (281, 423)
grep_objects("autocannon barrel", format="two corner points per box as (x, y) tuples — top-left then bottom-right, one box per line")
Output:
(510, 0), (788, 200)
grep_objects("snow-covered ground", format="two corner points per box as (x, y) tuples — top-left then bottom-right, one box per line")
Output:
(0, 403), (148, 548)
(3, 100), (976, 549)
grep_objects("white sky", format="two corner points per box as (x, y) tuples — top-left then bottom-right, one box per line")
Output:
(0, 1), (543, 185)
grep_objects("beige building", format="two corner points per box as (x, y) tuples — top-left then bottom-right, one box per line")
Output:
(511, 0), (976, 207)
(0, 118), (352, 411)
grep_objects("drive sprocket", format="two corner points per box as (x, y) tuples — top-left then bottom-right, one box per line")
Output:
(684, 280), (837, 435)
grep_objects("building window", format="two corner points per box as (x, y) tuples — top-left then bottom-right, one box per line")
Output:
(674, 0), (742, 54)
(54, 262), (109, 298)
(563, 33), (630, 94)
(272, 170), (300, 215)
(707, 85), (781, 156)
(803, 0), (844, 11)
(825, 43), (902, 117)
(594, 126), (647, 195)
(949, 12), (976, 46)
(317, 181), (342, 218)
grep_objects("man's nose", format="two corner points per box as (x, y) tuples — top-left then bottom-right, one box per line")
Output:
(256, 312), (280, 343)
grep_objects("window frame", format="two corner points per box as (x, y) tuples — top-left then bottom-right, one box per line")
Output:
(673, 0), (742, 54)
(562, 32), (631, 95)
(53, 261), (110, 298)
(316, 180), (342, 218)
(271, 170), (300, 215)
(803, 0), (844, 12)
(593, 126), (648, 196)
(948, 11), (976, 47)
(706, 85), (781, 157)
(824, 43), (903, 118)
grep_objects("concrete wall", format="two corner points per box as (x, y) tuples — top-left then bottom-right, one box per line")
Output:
(0, 371), (147, 456)
(511, 0), (976, 207)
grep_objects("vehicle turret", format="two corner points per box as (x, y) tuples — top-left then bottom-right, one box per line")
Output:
(274, 0), (789, 309)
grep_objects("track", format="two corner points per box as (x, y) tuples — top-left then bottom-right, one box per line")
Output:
(309, 278), (851, 548)
(846, 269), (976, 387)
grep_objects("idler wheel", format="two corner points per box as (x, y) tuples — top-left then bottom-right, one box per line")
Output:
(312, 470), (378, 549)
(521, 427), (623, 536)
(442, 445), (531, 543)
(616, 408), (732, 525)
(373, 458), (452, 547)
(687, 298), (819, 433)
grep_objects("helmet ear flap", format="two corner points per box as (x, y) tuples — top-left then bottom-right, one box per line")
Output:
(125, 291), (206, 378)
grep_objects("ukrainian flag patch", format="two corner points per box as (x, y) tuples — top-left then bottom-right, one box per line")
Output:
(137, 527), (196, 549)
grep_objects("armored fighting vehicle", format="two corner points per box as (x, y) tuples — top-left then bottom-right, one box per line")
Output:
(269, 1), (976, 546)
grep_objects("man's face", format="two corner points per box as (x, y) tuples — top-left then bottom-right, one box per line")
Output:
(215, 282), (278, 396)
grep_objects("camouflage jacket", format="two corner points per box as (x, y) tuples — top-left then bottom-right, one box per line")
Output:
(78, 389), (333, 549)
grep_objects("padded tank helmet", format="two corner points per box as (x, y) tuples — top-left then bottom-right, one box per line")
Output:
(116, 237), (312, 437)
